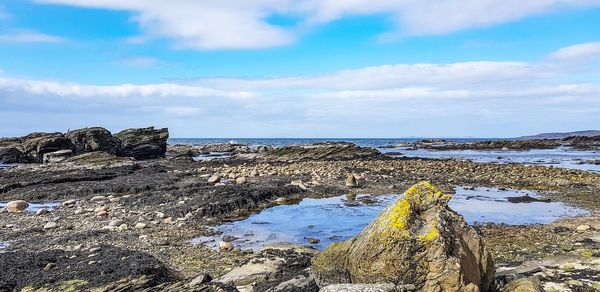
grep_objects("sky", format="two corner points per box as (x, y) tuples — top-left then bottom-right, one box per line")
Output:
(0, 0), (599, 138)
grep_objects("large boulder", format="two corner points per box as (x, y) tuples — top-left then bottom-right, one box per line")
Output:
(311, 181), (495, 291)
(20, 132), (73, 162)
(114, 127), (169, 159)
(0, 138), (24, 163)
(65, 127), (120, 155)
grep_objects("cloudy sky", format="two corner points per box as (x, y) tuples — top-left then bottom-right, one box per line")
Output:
(1, 0), (599, 138)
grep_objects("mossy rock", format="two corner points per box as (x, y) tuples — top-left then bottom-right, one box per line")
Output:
(312, 181), (495, 292)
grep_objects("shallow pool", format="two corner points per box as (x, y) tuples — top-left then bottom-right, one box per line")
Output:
(192, 187), (588, 250)
(0, 201), (61, 212)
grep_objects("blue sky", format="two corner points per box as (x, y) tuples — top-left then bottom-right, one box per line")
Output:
(1, 0), (599, 137)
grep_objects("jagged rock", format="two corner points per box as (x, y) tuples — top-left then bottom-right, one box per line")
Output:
(65, 127), (120, 155)
(266, 275), (319, 292)
(114, 127), (169, 159)
(311, 181), (495, 291)
(502, 276), (542, 292)
(21, 132), (73, 162)
(6, 200), (29, 212)
(43, 149), (73, 163)
(0, 140), (24, 163)
(265, 142), (381, 160)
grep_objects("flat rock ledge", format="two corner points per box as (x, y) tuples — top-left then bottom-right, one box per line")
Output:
(311, 181), (496, 292)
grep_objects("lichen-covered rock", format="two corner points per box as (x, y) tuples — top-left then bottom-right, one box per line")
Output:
(65, 127), (120, 155)
(502, 277), (541, 292)
(311, 181), (495, 292)
(114, 127), (169, 159)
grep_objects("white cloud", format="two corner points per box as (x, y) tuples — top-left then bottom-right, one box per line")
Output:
(545, 42), (600, 63)
(34, 0), (600, 49)
(115, 57), (160, 68)
(0, 30), (65, 43)
(1, 42), (599, 137)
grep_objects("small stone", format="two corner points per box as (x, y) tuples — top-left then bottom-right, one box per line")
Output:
(567, 280), (583, 287)
(290, 179), (308, 191)
(44, 222), (58, 229)
(62, 199), (76, 207)
(96, 210), (108, 217)
(109, 219), (124, 227)
(6, 200), (29, 213)
(345, 175), (358, 188)
(89, 247), (101, 253)
(36, 208), (49, 216)
(576, 224), (592, 231)
(44, 263), (56, 271)
(207, 174), (221, 184)
(561, 264), (575, 271)
(307, 238), (320, 244)
(219, 241), (234, 252)
(164, 217), (174, 224)
(250, 170), (259, 177)
(190, 273), (213, 286)
(235, 176), (247, 185)
(94, 206), (108, 213)
(90, 195), (108, 202)
(155, 212), (165, 219)
(118, 224), (128, 231)
(135, 222), (147, 229)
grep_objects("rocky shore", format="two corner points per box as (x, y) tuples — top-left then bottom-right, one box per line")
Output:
(391, 136), (600, 151)
(1, 127), (600, 291)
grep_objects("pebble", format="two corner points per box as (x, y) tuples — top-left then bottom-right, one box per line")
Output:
(109, 219), (124, 227)
(219, 241), (234, 252)
(96, 211), (108, 217)
(290, 179), (308, 191)
(235, 176), (247, 185)
(62, 199), (76, 207)
(118, 224), (128, 231)
(345, 175), (358, 188)
(43, 263), (56, 271)
(576, 224), (592, 231)
(6, 200), (29, 213)
(207, 174), (221, 184)
(90, 196), (108, 202)
(155, 212), (165, 219)
(36, 208), (49, 216)
(94, 206), (108, 213)
(135, 222), (147, 229)
(43, 222), (58, 229)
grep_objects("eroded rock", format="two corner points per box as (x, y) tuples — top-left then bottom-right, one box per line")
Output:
(114, 127), (169, 160)
(311, 181), (495, 291)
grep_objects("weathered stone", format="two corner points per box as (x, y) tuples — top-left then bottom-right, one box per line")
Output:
(65, 127), (120, 155)
(21, 132), (73, 162)
(0, 144), (24, 164)
(266, 275), (319, 292)
(190, 273), (213, 286)
(44, 222), (58, 229)
(502, 277), (542, 292)
(265, 142), (381, 161)
(576, 224), (592, 231)
(114, 127), (169, 159)
(6, 200), (29, 213)
(290, 179), (308, 191)
(345, 175), (358, 188)
(208, 174), (221, 184)
(311, 181), (495, 291)
(235, 176), (247, 185)
(42, 149), (73, 163)
(219, 241), (234, 252)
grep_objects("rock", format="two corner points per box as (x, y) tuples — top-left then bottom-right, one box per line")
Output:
(250, 169), (259, 177)
(345, 175), (358, 188)
(307, 238), (320, 244)
(42, 149), (74, 163)
(208, 174), (221, 184)
(118, 224), (128, 231)
(267, 275), (319, 292)
(190, 273), (213, 286)
(43, 263), (56, 271)
(219, 241), (234, 252)
(0, 145), (24, 164)
(36, 208), (49, 216)
(290, 179), (308, 191)
(135, 223), (147, 229)
(21, 132), (74, 163)
(109, 219), (125, 227)
(62, 199), (76, 207)
(44, 222), (58, 229)
(90, 195), (108, 203)
(319, 284), (397, 292)
(576, 224), (592, 231)
(265, 142), (381, 160)
(114, 127), (169, 159)
(502, 277), (542, 292)
(6, 200), (29, 213)
(311, 181), (495, 291)
(65, 127), (120, 155)
(235, 176), (247, 185)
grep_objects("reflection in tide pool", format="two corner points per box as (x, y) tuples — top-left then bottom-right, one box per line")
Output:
(193, 187), (588, 250)
(381, 147), (600, 173)
(0, 202), (61, 213)
(193, 152), (232, 161)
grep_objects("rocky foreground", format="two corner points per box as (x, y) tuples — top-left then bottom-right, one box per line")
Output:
(1, 127), (600, 291)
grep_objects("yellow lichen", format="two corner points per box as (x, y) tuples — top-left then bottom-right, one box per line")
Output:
(418, 217), (440, 242)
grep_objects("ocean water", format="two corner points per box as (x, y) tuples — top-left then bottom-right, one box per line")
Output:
(169, 138), (489, 148)
(193, 187), (588, 250)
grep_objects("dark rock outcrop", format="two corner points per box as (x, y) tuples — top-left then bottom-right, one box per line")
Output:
(265, 142), (381, 161)
(20, 132), (74, 163)
(65, 127), (120, 155)
(114, 127), (169, 160)
(311, 181), (495, 291)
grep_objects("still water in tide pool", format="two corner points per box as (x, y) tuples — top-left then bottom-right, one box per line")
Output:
(193, 187), (588, 250)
